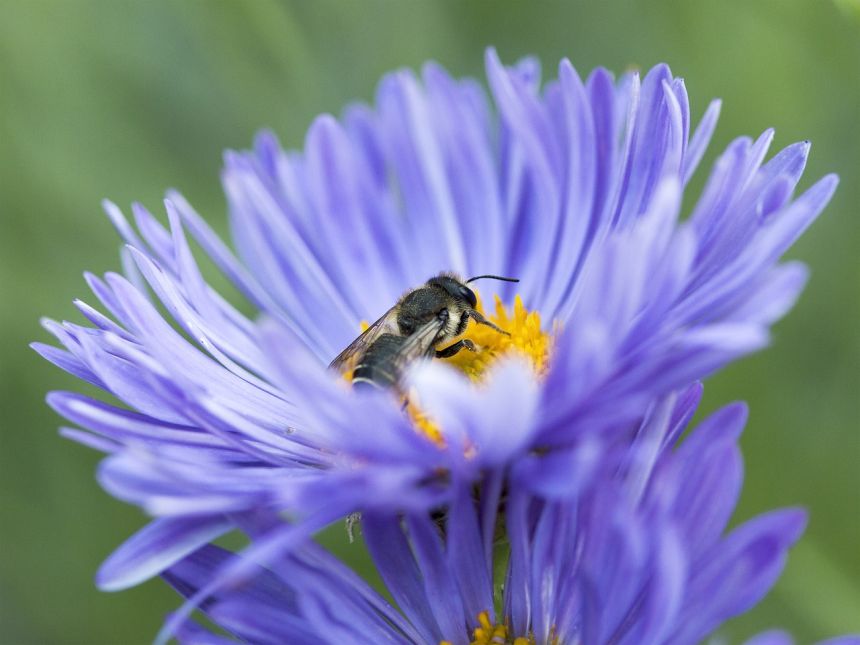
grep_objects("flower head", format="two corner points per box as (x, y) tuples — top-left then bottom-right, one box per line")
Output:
(35, 49), (838, 634)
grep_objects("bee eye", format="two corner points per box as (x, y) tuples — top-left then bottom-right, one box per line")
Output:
(460, 286), (477, 308)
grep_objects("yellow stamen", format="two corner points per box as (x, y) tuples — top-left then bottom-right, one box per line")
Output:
(441, 293), (551, 380)
(440, 611), (557, 645)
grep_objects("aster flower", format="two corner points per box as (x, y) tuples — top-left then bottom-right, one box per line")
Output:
(159, 399), (855, 644)
(35, 48), (837, 621)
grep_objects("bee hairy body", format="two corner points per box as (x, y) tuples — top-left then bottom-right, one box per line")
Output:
(397, 284), (467, 338)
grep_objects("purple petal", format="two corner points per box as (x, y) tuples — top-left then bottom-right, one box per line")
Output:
(683, 99), (721, 184)
(446, 484), (493, 625)
(97, 516), (232, 591)
(617, 526), (686, 645)
(156, 511), (341, 645)
(672, 508), (808, 644)
(362, 513), (442, 644)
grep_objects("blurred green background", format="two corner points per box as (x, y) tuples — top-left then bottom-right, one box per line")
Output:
(1, 1), (858, 642)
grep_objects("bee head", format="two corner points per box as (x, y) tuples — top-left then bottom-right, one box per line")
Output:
(428, 275), (478, 309)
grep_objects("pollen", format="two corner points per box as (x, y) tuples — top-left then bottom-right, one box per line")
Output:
(440, 611), (546, 645)
(406, 397), (445, 446)
(442, 293), (551, 380)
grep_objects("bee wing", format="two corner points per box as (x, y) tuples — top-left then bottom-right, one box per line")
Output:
(388, 311), (449, 378)
(328, 307), (400, 373)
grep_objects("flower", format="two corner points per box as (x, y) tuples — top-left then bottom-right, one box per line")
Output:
(159, 399), (855, 644)
(35, 49), (837, 626)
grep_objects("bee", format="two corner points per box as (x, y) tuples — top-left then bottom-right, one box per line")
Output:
(329, 273), (519, 390)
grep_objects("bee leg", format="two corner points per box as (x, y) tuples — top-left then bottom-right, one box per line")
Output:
(435, 339), (476, 358)
(467, 309), (511, 336)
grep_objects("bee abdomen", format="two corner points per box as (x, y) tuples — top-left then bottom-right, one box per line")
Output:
(352, 334), (405, 389)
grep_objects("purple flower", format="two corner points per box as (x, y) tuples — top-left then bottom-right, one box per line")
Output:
(35, 49), (836, 617)
(159, 399), (855, 644)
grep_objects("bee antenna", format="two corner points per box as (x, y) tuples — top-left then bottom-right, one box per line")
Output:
(465, 274), (520, 284)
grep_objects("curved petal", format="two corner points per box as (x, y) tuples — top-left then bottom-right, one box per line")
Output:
(97, 516), (232, 591)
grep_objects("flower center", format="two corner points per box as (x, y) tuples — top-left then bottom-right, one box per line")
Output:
(411, 293), (551, 445)
(350, 293), (551, 446)
(440, 293), (550, 380)
(439, 611), (542, 645)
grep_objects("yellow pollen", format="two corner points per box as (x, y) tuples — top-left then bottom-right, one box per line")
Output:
(441, 293), (551, 381)
(406, 395), (446, 446)
(440, 611), (552, 645)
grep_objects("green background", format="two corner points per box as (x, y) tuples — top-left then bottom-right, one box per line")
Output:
(1, 1), (858, 642)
